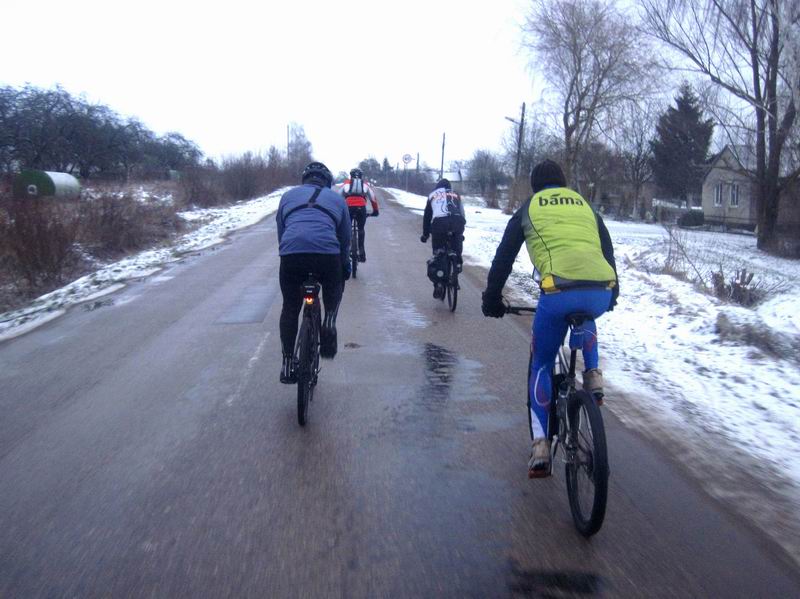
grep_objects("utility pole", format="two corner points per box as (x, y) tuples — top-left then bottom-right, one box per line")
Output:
(515, 102), (525, 179)
(439, 132), (446, 180)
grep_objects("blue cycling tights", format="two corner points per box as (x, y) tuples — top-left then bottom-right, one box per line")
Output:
(528, 288), (612, 440)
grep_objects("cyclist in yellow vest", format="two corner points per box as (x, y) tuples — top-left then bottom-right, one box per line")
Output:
(481, 160), (618, 477)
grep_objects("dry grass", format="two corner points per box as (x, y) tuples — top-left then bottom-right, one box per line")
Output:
(78, 194), (184, 256)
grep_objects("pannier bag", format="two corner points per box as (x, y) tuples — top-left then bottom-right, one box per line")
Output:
(426, 251), (447, 284)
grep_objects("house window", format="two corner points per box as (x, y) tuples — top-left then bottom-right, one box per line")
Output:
(730, 183), (739, 207)
(714, 183), (723, 206)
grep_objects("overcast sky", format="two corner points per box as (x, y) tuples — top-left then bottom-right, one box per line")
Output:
(2, 0), (540, 174)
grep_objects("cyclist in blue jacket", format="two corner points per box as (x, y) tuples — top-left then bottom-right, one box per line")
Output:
(276, 162), (351, 383)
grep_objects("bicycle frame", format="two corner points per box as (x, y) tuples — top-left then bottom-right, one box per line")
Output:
(552, 342), (580, 463)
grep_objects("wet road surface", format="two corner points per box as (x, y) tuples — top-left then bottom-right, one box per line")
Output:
(1, 192), (798, 597)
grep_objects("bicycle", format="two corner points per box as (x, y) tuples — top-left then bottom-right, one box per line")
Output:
(432, 231), (461, 312)
(293, 274), (322, 426)
(506, 305), (609, 537)
(350, 213), (376, 280)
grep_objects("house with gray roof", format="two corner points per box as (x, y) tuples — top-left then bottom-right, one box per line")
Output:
(702, 146), (758, 230)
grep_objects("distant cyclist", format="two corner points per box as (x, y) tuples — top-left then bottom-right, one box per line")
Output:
(276, 162), (351, 384)
(420, 179), (466, 299)
(339, 168), (379, 262)
(480, 160), (618, 477)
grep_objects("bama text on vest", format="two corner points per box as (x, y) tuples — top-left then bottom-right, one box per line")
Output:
(523, 187), (616, 293)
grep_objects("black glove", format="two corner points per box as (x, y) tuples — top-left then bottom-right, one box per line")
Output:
(342, 261), (352, 281)
(371, 211), (379, 217)
(609, 284), (619, 311)
(481, 291), (505, 318)
(420, 234), (428, 243)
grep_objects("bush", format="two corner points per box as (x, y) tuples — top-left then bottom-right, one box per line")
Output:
(221, 152), (270, 201)
(180, 166), (224, 207)
(678, 210), (704, 227)
(3, 199), (80, 286)
(79, 195), (183, 254)
(710, 266), (789, 307)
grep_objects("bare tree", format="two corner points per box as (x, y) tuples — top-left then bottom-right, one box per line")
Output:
(502, 113), (566, 211)
(577, 139), (623, 205)
(287, 123), (313, 177)
(523, 0), (653, 188)
(609, 99), (659, 217)
(641, 0), (800, 252)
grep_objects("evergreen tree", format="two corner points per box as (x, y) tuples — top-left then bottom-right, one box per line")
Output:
(357, 157), (381, 180)
(649, 83), (714, 201)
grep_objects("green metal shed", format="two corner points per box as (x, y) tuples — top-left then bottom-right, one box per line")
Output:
(12, 170), (81, 200)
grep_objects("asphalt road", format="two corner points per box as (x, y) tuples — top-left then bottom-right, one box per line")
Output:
(1, 191), (798, 598)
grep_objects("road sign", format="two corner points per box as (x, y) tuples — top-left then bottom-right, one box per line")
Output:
(402, 154), (413, 165)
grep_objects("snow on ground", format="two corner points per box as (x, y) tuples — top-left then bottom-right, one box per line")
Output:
(386, 187), (800, 563)
(85, 185), (176, 205)
(0, 188), (289, 342)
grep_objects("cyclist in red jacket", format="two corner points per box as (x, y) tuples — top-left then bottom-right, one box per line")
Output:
(339, 168), (379, 262)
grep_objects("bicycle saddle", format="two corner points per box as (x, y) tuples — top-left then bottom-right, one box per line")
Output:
(566, 312), (594, 326)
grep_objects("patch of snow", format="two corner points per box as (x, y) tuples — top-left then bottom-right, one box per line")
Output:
(0, 309), (66, 342)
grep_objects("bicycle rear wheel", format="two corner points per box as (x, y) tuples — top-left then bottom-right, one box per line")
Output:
(444, 256), (457, 311)
(295, 317), (315, 426)
(447, 267), (458, 312)
(351, 238), (358, 279)
(565, 390), (609, 536)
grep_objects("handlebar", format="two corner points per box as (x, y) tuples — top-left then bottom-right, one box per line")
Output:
(505, 304), (536, 315)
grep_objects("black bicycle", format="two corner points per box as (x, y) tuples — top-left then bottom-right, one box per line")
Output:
(349, 214), (376, 279)
(507, 305), (609, 536)
(293, 274), (322, 426)
(434, 231), (460, 312)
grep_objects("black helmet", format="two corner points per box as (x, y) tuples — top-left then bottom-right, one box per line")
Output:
(530, 160), (566, 194)
(301, 162), (333, 187)
(435, 178), (451, 190)
(350, 168), (363, 179)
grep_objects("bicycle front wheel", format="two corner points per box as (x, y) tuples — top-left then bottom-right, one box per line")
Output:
(565, 390), (609, 536)
(296, 319), (315, 426)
